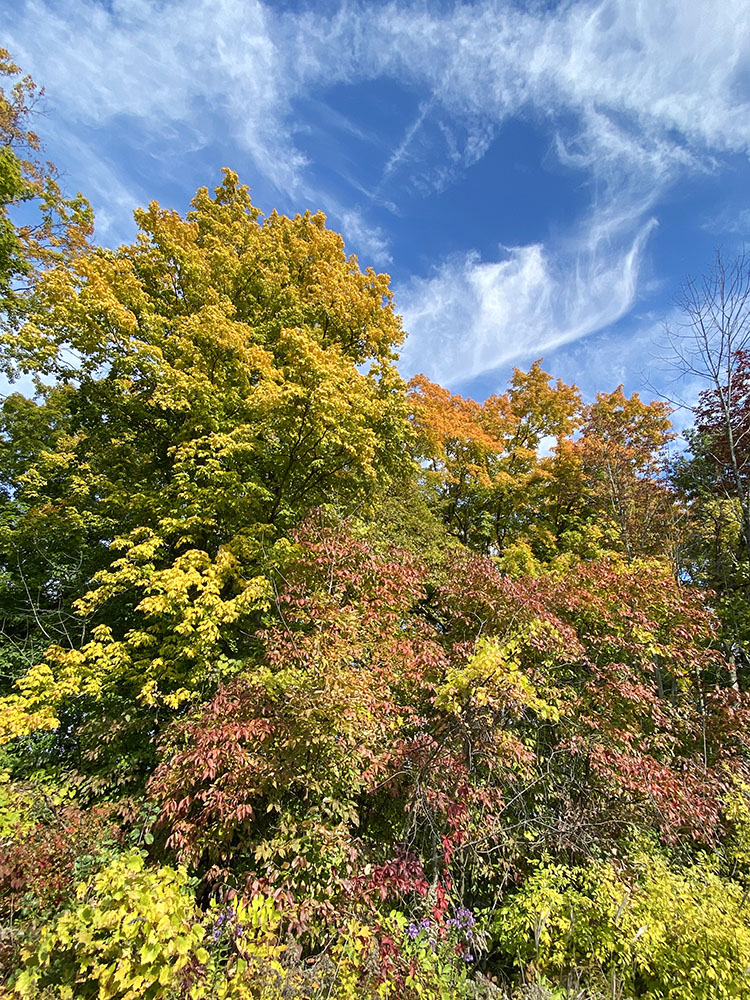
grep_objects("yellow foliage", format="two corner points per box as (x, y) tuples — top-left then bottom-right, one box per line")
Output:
(1, 169), (410, 747)
(14, 851), (206, 999)
(0, 535), (272, 743)
(437, 635), (559, 721)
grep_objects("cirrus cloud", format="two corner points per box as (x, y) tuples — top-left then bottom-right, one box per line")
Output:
(6, 0), (750, 384)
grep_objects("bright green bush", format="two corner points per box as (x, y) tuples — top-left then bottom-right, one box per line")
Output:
(493, 860), (625, 987)
(494, 855), (750, 999)
(724, 780), (750, 881)
(626, 857), (750, 1000)
(14, 850), (207, 999)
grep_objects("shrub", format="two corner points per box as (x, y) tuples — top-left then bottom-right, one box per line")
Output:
(14, 850), (207, 999)
(493, 855), (750, 999)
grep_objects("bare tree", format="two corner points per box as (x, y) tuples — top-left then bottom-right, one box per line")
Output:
(665, 248), (750, 562)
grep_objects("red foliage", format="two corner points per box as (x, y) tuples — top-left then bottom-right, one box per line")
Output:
(357, 849), (430, 904)
(0, 802), (118, 920)
(695, 348), (750, 477)
(438, 549), (735, 846)
(151, 515), (744, 918)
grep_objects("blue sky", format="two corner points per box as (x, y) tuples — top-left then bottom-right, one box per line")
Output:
(6, 0), (750, 412)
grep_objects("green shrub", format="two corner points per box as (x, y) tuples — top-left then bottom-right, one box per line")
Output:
(14, 849), (207, 999)
(494, 855), (750, 999)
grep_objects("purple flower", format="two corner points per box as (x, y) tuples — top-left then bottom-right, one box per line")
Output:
(213, 905), (237, 943)
(463, 951), (474, 963)
(449, 906), (476, 935)
(407, 923), (419, 939)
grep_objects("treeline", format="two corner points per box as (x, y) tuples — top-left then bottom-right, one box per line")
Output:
(3, 50), (750, 1000)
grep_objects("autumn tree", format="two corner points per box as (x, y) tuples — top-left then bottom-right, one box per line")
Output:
(665, 250), (750, 560)
(578, 387), (676, 560)
(485, 360), (581, 557)
(407, 374), (504, 548)
(0, 52), (95, 727)
(665, 253), (750, 676)
(0, 171), (410, 785)
(0, 49), (92, 313)
(408, 361), (580, 557)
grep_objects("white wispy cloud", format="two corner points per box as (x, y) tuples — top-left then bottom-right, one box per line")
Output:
(326, 205), (392, 266)
(381, 102), (432, 184)
(7, 0), (750, 376)
(14, 0), (746, 207)
(397, 211), (657, 385)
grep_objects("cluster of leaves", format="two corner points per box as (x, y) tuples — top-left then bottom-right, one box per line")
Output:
(4, 52), (750, 1000)
(0, 48), (92, 314)
(409, 368), (676, 562)
(495, 852), (750, 1000)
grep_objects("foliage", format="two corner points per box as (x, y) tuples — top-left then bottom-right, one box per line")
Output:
(0, 49), (92, 312)
(577, 387), (676, 560)
(5, 51), (750, 1000)
(13, 850), (207, 999)
(495, 854), (750, 1000)
(408, 362), (582, 557)
(0, 167), (410, 788)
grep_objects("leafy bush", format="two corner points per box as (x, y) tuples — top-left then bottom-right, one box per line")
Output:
(14, 850), (207, 999)
(494, 854), (750, 999)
